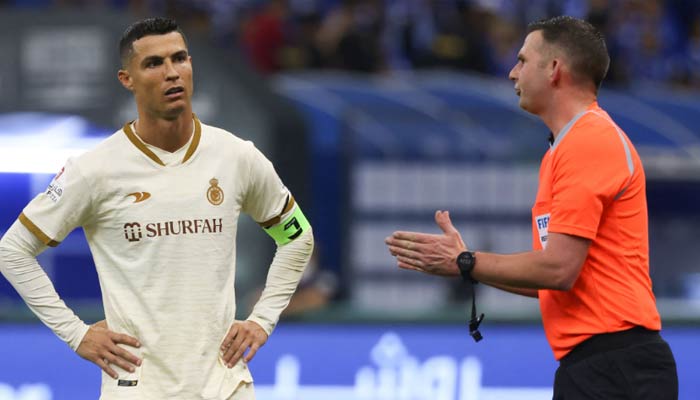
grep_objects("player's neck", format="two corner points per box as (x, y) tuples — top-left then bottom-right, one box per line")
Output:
(542, 89), (596, 140)
(134, 112), (194, 153)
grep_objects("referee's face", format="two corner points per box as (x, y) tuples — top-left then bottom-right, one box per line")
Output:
(509, 30), (551, 115)
(119, 31), (194, 120)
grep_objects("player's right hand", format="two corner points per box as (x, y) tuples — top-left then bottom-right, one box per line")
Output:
(76, 320), (142, 379)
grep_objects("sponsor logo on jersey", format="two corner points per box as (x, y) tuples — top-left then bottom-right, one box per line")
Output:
(45, 166), (66, 203)
(123, 218), (223, 242)
(207, 178), (224, 206)
(126, 192), (151, 203)
(124, 222), (143, 242)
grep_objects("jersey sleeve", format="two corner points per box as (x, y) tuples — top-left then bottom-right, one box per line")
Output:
(241, 143), (290, 225)
(548, 117), (632, 240)
(20, 158), (94, 246)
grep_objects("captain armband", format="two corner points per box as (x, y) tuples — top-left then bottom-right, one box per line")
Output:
(263, 205), (311, 245)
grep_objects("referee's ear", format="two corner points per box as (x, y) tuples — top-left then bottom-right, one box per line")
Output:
(118, 69), (134, 92)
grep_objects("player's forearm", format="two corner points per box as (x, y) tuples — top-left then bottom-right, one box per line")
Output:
(247, 228), (314, 335)
(0, 220), (89, 350)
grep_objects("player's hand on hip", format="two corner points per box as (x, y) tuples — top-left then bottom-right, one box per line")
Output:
(76, 320), (142, 379)
(385, 210), (466, 276)
(92, 319), (108, 330)
(220, 320), (268, 368)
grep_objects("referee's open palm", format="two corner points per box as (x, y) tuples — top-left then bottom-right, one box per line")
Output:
(386, 210), (467, 276)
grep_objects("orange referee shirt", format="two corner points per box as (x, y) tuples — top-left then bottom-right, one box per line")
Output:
(533, 101), (661, 360)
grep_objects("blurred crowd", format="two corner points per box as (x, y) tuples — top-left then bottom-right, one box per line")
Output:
(4, 0), (700, 86)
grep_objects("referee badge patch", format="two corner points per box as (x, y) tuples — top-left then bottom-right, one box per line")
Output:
(207, 178), (224, 205)
(535, 213), (550, 249)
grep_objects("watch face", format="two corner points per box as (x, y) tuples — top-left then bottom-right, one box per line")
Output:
(458, 252), (474, 268)
(457, 251), (477, 283)
(457, 253), (466, 266)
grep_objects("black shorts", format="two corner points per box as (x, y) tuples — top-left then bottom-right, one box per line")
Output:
(553, 326), (678, 400)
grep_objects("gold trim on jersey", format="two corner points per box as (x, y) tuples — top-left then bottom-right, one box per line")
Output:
(260, 195), (296, 228)
(122, 115), (202, 166)
(183, 115), (202, 163)
(123, 122), (165, 166)
(19, 213), (60, 247)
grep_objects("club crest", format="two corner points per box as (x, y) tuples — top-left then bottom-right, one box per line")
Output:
(207, 178), (224, 206)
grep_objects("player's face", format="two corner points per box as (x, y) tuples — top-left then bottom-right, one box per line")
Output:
(122, 32), (193, 120)
(509, 31), (551, 115)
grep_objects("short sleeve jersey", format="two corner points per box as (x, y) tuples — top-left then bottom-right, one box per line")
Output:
(533, 102), (661, 360)
(20, 116), (290, 399)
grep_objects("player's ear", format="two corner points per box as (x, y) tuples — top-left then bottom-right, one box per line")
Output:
(118, 69), (134, 91)
(550, 58), (562, 85)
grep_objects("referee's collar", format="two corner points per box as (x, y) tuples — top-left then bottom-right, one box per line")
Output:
(549, 101), (600, 150)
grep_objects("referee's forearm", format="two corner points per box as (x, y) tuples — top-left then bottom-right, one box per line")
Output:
(481, 280), (539, 298)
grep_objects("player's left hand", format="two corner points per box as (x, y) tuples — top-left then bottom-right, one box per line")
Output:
(385, 210), (466, 276)
(220, 320), (268, 368)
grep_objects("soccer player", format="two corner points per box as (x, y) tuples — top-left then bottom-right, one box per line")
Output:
(0, 17), (313, 399)
(385, 16), (678, 399)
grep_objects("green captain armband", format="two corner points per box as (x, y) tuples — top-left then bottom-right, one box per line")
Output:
(263, 205), (311, 245)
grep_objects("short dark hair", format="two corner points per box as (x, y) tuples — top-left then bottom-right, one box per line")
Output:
(527, 16), (610, 91)
(119, 17), (187, 67)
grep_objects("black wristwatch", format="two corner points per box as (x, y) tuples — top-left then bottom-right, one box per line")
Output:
(456, 251), (477, 283)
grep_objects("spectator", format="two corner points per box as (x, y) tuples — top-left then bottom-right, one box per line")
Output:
(241, 0), (290, 74)
(316, 0), (385, 73)
(611, 0), (683, 84)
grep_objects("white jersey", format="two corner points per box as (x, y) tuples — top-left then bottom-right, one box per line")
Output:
(21, 117), (289, 399)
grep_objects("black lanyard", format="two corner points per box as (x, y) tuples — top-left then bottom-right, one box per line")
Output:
(468, 281), (485, 342)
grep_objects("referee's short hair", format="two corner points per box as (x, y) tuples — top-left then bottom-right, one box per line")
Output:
(527, 16), (610, 92)
(119, 17), (188, 68)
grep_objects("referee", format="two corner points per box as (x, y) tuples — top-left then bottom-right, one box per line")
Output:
(386, 16), (678, 399)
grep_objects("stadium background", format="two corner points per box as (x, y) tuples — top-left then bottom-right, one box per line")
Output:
(0, 1), (699, 399)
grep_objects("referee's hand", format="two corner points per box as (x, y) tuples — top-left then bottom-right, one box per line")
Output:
(220, 320), (268, 368)
(76, 320), (142, 379)
(386, 210), (466, 277)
